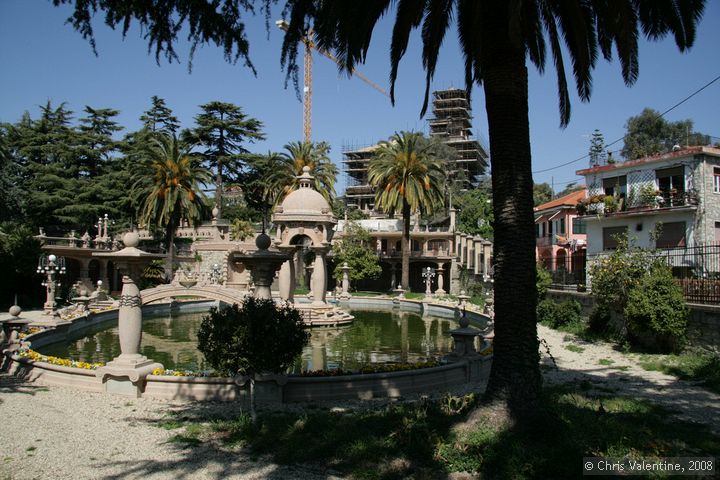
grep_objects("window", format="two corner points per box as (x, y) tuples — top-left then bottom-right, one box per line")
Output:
(714, 168), (720, 193)
(559, 218), (566, 235)
(603, 175), (627, 196)
(656, 222), (686, 248)
(572, 217), (586, 234)
(536, 223), (540, 238)
(656, 166), (685, 195)
(603, 226), (628, 250)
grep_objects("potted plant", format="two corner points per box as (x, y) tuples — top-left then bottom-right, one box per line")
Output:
(603, 195), (618, 214)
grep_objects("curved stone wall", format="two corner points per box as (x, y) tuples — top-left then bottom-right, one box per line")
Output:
(3, 297), (492, 403)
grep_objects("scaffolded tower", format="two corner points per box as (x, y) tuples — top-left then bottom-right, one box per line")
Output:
(428, 88), (488, 187)
(342, 88), (489, 212)
(342, 143), (379, 212)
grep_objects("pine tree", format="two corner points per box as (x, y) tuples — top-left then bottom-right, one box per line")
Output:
(588, 129), (607, 166)
(181, 101), (264, 213)
(140, 96), (180, 135)
(77, 106), (123, 176)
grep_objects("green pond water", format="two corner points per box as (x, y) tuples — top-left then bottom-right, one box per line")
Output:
(38, 309), (472, 373)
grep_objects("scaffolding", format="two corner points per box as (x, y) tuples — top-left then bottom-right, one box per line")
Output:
(341, 88), (489, 212)
(428, 88), (489, 187)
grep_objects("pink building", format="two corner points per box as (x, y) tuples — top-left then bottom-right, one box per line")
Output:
(534, 189), (587, 283)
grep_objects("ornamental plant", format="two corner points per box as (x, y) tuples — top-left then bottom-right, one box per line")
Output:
(589, 234), (687, 351)
(625, 263), (688, 352)
(197, 298), (309, 376)
(197, 297), (309, 422)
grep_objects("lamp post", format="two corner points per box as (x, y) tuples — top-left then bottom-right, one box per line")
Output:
(210, 263), (222, 285)
(422, 266), (436, 298)
(37, 254), (66, 314)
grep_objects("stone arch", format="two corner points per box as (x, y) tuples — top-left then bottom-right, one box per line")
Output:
(140, 284), (247, 306)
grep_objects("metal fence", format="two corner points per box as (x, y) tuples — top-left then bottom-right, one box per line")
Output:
(544, 245), (720, 304)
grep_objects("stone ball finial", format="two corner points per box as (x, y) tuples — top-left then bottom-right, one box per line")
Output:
(212, 206), (220, 219)
(123, 231), (140, 248)
(9, 304), (21, 317)
(302, 165), (311, 174)
(255, 232), (272, 250)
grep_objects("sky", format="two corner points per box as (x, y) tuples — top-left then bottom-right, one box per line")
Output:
(1, 1), (719, 195)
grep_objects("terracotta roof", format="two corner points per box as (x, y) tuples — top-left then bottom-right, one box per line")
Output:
(576, 146), (720, 176)
(534, 189), (586, 212)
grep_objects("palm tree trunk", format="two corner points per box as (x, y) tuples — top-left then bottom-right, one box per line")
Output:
(165, 221), (176, 281)
(401, 201), (411, 290)
(481, 24), (541, 416)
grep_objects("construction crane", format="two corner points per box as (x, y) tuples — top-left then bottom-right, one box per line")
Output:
(276, 20), (389, 142)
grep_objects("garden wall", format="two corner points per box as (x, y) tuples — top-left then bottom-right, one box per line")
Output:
(547, 289), (720, 351)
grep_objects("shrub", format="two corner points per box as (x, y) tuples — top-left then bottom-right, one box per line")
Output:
(197, 297), (310, 377)
(624, 263), (688, 352)
(537, 299), (559, 326)
(537, 299), (582, 329)
(589, 234), (688, 351)
(588, 304), (611, 334)
(536, 262), (552, 301)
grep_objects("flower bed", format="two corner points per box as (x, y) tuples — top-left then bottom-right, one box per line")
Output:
(16, 348), (104, 370)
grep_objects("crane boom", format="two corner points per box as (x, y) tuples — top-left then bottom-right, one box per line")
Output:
(276, 19), (388, 142)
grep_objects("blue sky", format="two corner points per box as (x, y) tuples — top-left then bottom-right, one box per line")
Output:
(1, 1), (718, 195)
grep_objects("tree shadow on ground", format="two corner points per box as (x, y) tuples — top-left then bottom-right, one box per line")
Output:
(120, 394), (474, 480)
(540, 353), (720, 434)
(0, 368), (50, 399)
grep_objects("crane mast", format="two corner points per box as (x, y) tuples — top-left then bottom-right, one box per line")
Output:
(276, 19), (389, 143)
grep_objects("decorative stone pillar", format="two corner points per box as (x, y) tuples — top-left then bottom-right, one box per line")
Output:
(446, 309), (481, 360)
(310, 248), (328, 306)
(278, 254), (296, 303)
(340, 262), (351, 300)
(78, 258), (93, 291)
(435, 263), (446, 295)
(95, 276), (162, 397)
(389, 263), (397, 291)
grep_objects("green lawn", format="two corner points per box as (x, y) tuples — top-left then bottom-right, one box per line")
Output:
(636, 350), (720, 394)
(161, 386), (719, 479)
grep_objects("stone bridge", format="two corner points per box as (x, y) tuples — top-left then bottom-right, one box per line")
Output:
(140, 284), (248, 306)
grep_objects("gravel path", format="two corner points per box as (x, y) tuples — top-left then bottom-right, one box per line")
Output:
(2, 326), (718, 480)
(538, 324), (720, 433)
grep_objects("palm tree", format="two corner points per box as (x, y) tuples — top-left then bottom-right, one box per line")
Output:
(369, 132), (445, 290)
(281, 1), (706, 416)
(273, 141), (338, 202)
(133, 135), (211, 280)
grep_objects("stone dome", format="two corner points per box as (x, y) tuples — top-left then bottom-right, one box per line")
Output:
(276, 166), (333, 218)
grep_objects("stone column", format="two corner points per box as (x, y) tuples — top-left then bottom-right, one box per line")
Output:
(43, 271), (57, 314)
(96, 275), (162, 396)
(436, 263), (446, 295)
(99, 260), (110, 290)
(278, 257), (296, 303)
(310, 248), (327, 306)
(116, 276), (144, 361)
(340, 262), (351, 300)
(78, 258), (93, 291)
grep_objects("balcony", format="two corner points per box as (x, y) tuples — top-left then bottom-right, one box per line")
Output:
(577, 188), (699, 218)
(536, 234), (562, 248)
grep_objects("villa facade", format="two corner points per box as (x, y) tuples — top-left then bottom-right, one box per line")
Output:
(333, 209), (492, 294)
(576, 146), (720, 254)
(534, 189), (587, 285)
